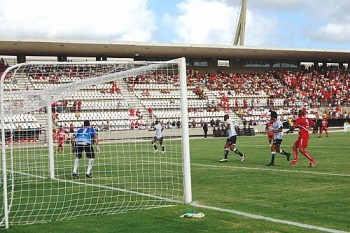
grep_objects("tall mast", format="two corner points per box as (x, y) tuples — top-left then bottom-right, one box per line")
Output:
(233, 0), (247, 46)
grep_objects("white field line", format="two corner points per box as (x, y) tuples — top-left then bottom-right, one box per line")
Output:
(190, 202), (349, 233)
(188, 161), (349, 233)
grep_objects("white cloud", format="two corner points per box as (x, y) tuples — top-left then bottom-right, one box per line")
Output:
(170, 0), (238, 45)
(312, 23), (350, 43)
(168, 0), (278, 47)
(297, 1), (350, 45)
(0, 0), (156, 41)
(249, 0), (307, 11)
(249, 0), (350, 47)
(245, 12), (278, 47)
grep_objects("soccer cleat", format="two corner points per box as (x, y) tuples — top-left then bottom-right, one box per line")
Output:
(72, 173), (79, 178)
(153, 150), (158, 154)
(266, 162), (274, 166)
(219, 158), (228, 162)
(285, 152), (291, 161)
(86, 173), (92, 178)
(161, 151), (165, 154)
(289, 160), (298, 166)
(308, 160), (317, 168)
(240, 154), (245, 163)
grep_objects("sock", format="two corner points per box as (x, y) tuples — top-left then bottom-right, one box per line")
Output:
(86, 158), (94, 175)
(73, 158), (80, 174)
(224, 149), (229, 159)
(153, 144), (158, 150)
(302, 151), (315, 162)
(270, 153), (276, 164)
(161, 145), (165, 151)
(279, 149), (287, 155)
(233, 148), (244, 157)
(292, 148), (298, 161)
(280, 149), (291, 157)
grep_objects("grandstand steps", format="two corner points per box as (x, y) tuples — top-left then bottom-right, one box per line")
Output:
(114, 79), (151, 123)
(16, 74), (31, 90)
(33, 113), (49, 143)
(202, 86), (241, 123)
(203, 86), (218, 106)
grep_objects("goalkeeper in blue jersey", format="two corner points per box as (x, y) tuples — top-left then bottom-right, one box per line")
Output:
(71, 120), (99, 178)
(219, 114), (246, 163)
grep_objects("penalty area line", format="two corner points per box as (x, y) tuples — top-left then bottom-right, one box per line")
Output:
(190, 202), (349, 233)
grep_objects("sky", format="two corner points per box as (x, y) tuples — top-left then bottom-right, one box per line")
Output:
(1, 0), (350, 51)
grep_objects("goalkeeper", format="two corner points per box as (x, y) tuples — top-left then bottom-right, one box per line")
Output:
(71, 120), (99, 178)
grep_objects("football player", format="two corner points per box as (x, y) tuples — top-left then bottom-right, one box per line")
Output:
(219, 114), (246, 163)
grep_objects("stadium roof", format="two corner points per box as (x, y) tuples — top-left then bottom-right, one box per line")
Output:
(1, 39), (350, 63)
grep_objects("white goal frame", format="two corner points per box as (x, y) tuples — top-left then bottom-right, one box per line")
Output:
(0, 57), (191, 228)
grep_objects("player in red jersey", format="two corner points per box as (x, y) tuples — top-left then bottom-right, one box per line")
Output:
(265, 120), (274, 146)
(318, 117), (329, 138)
(57, 127), (69, 153)
(288, 109), (317, 168)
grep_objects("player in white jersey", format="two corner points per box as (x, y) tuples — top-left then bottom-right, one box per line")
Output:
(266, 111), (291, 166)
(219, 115), (246, 162)
(151, 120), (165, 154)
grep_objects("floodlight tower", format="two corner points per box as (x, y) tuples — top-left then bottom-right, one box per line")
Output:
(233, 0), (247, 46)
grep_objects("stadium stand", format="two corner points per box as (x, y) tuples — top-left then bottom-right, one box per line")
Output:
(2, 61), (350, 144)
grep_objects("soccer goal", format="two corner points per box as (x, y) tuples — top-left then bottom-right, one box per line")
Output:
(0, 58), (191, 228)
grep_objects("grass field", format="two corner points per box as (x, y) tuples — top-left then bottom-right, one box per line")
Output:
(1, 131), (349, 233)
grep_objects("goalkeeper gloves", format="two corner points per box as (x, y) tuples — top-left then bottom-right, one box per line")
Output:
(96, 145), (100, 153)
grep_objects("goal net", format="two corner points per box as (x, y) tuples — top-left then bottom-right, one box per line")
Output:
(0, 58), (191, 228)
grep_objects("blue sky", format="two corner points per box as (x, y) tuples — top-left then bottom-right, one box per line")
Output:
(1, 0), (350, 51)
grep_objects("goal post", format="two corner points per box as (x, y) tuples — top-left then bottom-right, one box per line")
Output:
(179, 58), (192, 204)
(0, 57), (191, 228)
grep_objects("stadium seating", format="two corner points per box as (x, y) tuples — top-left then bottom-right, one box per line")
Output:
(2, 62), (350, 140)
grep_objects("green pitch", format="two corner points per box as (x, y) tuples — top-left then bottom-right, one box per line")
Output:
(1, 131), (349, 233)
